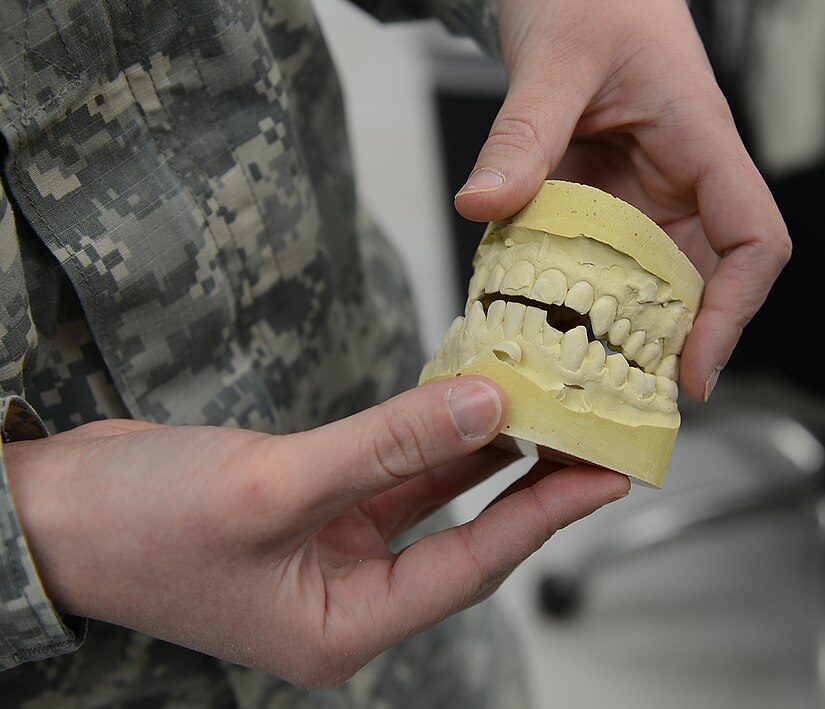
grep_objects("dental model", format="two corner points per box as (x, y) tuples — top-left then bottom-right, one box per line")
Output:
(420, 180), (704, 487)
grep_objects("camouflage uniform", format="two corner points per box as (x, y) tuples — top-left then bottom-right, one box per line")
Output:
(0, 0), (530, 706)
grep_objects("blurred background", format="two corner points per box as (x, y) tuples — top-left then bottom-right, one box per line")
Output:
(312, 1), (825, 707)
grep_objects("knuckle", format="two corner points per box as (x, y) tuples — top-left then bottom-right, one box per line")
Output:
(486, 114), (548, 161)
(369, 412), (432, 479)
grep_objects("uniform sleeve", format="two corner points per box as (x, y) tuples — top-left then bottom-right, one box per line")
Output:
(0, 182), (85, 671)
(350, 0), (502, 57)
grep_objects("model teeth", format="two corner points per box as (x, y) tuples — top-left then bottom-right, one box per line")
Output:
(655, 354), (679, 381)
(560, 326), (588, 370)
(531, 269), (567, 305)
(466, 300), (486, 331)
(503, 301), (527, 339)
(608, 319), (631, 346)
(425, 298), (681, 411)
(486, 264), (506, 294)
(487, 299), (506, 330)
(655, 375), (678, 401)
(426, 227), (697, 415)
(590, 295), (618, 336)
(628, 368), (656, 398)
(585, 340), (607, 373)
(606, 353), (629, 387)
(636, 339), (663, 369)
(542, 323), (562, 347)
(564, 281), (595, 315)
(523, 306), (547, 341)
(475, 259), (685, 383)
(623, 330), (646, 359)
(501, 261), (535, 297)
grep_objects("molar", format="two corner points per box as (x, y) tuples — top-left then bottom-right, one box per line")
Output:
(655, 354), (679, 381)
(559, 326), (588, 370)
(655, 375), (678, 401)
(565, 281), (595, 315)
(531, 268), (567, 306)
(628, 368), (656, 398)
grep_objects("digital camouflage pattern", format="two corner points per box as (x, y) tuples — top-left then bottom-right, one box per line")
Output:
(0, 0), (532, 707)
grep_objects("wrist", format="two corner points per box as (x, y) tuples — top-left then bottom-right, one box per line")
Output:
(4, 437), (88, 615)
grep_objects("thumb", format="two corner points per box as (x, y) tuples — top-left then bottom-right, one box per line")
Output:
(453, 62), (593, 223)
(281, 377), (507, 521)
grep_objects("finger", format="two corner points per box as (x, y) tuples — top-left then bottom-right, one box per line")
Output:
(365, 444), (519, 542)
(680, 141), (791, 401)
(481, 457), (569, 511)
(453, 52), (597, 223)
(280, 377), (506, 522)
(340, 464), (629, 657)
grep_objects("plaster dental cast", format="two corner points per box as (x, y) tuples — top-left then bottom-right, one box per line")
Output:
(422, 181), (704, 487)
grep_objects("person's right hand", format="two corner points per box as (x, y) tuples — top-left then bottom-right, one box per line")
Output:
(4, 376), (628, 688)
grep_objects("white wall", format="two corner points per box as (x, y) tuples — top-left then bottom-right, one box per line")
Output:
(311, 0), (462, 359)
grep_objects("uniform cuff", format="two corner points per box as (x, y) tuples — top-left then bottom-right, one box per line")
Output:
(0, 395), (85, 670)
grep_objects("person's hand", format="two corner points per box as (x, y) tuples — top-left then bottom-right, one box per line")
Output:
(4, 376), (628, 688)
(454, 0), (791, 402)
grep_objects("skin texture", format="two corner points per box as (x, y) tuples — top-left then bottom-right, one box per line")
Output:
(455, 0), (791, 402)
(5, 378), (629, 689)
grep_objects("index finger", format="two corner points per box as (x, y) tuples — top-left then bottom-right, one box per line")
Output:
(680, 149), (791, 400)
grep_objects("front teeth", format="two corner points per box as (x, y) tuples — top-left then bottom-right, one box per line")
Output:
(500, 261), (535, 297)
(486, 264), (506, 294)
(530, 269), (567, 305)
(523, 306), (547, 341)
(503, 301), (527, 339)
(559, 326), (588, 370)
(565, 281), (595, 315)
(487, 299), (506, 330)
(466, 300), (486, 331)
(457, 248), (690, 402)
(434, 302), (679, 405)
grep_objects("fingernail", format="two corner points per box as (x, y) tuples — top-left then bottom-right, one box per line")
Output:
(704, 366), (723, 402)
(446, 381), (503, 440)
(455, 168), (505, 198)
